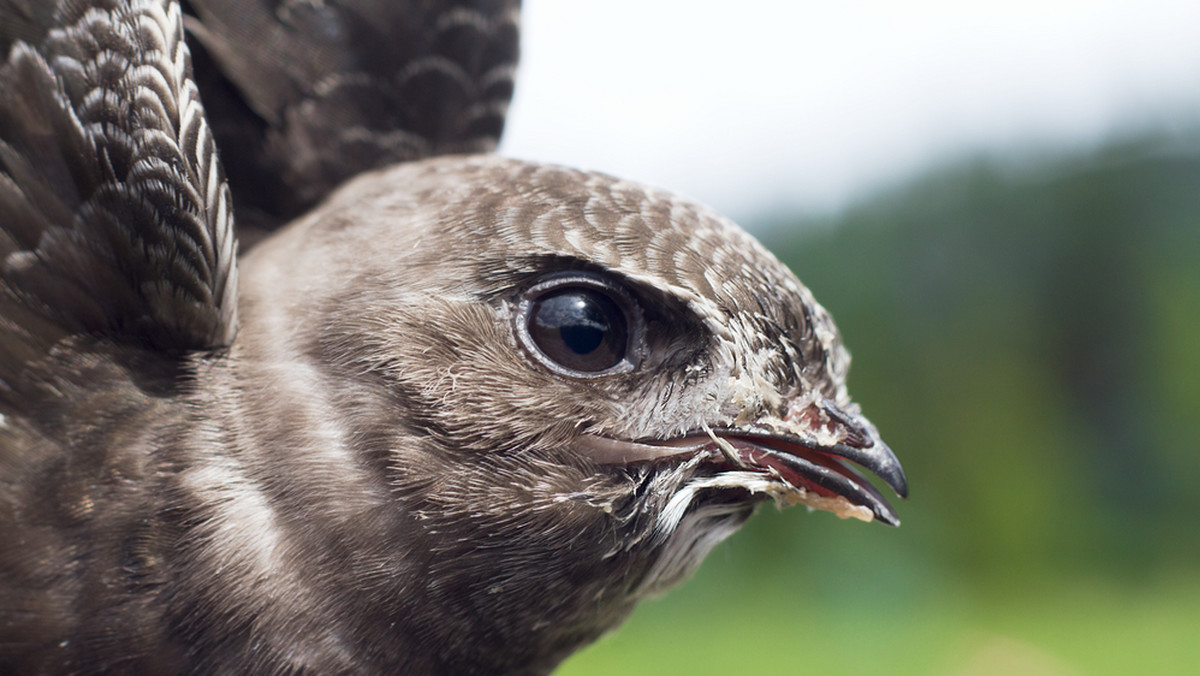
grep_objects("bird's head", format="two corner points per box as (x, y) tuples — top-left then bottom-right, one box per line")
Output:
(234, 155), (906, 662)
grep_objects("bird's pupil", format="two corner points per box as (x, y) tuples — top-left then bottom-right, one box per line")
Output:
(529, 288), (627, 373)
(560, 314), (604, 355)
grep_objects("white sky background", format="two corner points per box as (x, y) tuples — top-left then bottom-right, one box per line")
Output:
(501, 1), (1200, 224)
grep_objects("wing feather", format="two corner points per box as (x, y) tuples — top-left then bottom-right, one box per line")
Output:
(0, 0), (237, 357)
(185, 0), (520, 229)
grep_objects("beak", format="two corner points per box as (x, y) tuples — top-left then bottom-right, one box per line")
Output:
(707, 400), (907, 525)
(578, 399), (908, 526)
(701, 397), (906, 525)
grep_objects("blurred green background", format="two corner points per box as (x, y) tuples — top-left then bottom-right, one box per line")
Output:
(559, 130), (1200, 675)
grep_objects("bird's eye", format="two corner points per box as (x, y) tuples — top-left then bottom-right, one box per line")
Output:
(516, 273), (642, 378)
(529, 288), (626, 371)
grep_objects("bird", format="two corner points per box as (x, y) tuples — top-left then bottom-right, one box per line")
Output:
(0, 0), (907, 673)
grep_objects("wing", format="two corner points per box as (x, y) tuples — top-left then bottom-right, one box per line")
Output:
(0, 0), (237, 365)
(0, 1), (58, 55)
(184, 0), (521, 231)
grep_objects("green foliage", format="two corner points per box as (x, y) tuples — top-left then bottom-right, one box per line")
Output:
(769, 135), (1200, 584)
(561, 565), (1200, 675)
(563, 132), (1200, 673)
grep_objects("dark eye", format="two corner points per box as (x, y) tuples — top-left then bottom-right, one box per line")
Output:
(528, 288), (626, 371)
(516, 273), (643, 378)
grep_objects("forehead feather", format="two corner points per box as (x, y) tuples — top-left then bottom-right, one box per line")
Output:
(423, 158), (803, 317)
(316, 155), (850, 400)
(442, 158), (848, 398)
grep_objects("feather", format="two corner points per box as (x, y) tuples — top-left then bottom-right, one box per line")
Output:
(0, 0), (236, 359)
(184, 0), (520, 229)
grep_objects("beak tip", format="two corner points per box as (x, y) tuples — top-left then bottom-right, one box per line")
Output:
(890, 468), (909, 500)
(874, 502), (902, 527)
(869, 440), (908, 499)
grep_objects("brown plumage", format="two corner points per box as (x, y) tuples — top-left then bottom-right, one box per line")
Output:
(0, 1), (906, 674)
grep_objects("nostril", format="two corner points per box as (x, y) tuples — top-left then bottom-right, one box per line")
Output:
(820, 399), (874, 449)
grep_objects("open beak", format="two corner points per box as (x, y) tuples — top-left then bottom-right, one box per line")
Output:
(581, 398), (908, 526)
(704, 413), (907, 526)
